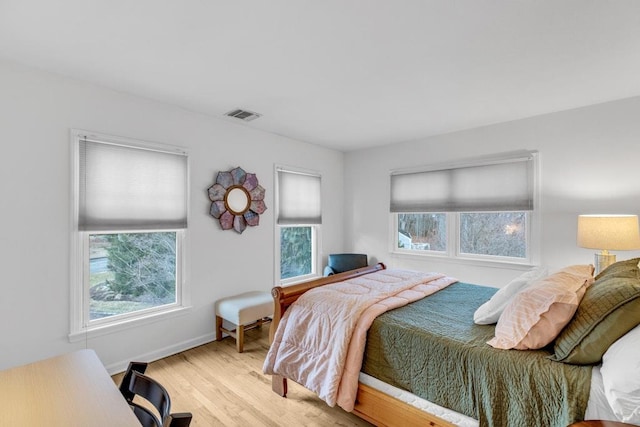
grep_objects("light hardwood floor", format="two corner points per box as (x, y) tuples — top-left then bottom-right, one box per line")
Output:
(112, 325), (373, 426)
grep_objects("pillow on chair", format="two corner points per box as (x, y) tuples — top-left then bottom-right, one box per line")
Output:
(323, 253), (368, 276)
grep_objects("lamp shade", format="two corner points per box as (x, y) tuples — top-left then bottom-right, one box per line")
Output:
(577, 215), (640, 250)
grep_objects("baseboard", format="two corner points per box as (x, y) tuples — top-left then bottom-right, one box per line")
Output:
(105, 331), (216, 375)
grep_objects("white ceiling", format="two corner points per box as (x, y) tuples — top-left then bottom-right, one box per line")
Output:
(2, 1), (640, 152)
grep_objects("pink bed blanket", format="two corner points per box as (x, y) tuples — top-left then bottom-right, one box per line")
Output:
(263, 269), (457, 411)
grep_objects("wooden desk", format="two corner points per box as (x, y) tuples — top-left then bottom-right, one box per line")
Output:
(0, 349), (140, 426)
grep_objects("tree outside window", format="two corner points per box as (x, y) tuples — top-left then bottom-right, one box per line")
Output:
(89, 232), (177, 320)
(280, 227), (312, 280)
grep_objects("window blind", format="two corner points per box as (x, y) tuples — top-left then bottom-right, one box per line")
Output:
(390, 152), (534, 213)
(277, 169), (321, 225)
(78, 138), (188, 231)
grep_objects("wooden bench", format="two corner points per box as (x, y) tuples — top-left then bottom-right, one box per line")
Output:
(215, 291), (273, 353)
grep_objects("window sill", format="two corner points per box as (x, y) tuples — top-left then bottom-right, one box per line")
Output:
(390, 250), (535, 271)
(279, 273), (322, 287)
(68, 305), (192, 343)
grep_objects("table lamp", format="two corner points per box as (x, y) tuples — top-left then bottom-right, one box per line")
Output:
(577, 214), (640, 275)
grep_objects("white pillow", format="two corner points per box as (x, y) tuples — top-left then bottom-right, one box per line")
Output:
(474, 266), (548, 325)
(601, 324), (640, 424)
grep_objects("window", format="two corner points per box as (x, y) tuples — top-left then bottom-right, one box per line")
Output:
(390, 151), (536, 263)
(70, 130), (189, 339)
(397, 213), (447, 252)
(280, 226), (314, 280)
(276, 167), (321, 284)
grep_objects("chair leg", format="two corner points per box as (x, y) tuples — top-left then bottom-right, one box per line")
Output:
(166, 412), (192, 427)
(236, 324), (244, 353)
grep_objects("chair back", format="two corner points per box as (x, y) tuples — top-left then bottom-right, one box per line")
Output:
(324, 253), (368, 276)
(119, 361), (148, 402)
(130, 403), (162, 427)
(129, 371), (171, 426)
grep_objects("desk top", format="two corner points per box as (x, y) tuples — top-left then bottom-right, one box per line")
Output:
(0, 349), (140, 426)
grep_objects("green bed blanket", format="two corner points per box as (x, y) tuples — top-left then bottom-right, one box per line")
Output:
(362, 282), (592, 427)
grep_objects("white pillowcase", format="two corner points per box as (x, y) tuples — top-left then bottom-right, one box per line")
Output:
(474, 266), (548, 325)
(601, 324), (640, 424)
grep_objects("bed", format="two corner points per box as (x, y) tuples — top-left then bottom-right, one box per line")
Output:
(264, 261), (640, 427)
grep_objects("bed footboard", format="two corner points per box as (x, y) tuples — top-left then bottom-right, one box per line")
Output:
(267, 262), (456, 427)
(268, 263), (386, 396)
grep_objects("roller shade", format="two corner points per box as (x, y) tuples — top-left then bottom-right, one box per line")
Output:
(277, 169), (321, 225)
(78, 138), (188, 231)
(390, 152), (534, 213)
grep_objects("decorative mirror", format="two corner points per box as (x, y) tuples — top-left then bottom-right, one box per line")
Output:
(208, 166), (267, 234)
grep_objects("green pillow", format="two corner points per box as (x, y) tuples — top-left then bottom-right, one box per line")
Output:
(595, 257), (640, 281)
(550, 258), (640, 364)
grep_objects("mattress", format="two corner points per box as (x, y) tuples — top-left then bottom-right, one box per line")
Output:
(360, 366), (618, 426)
(361, 282), (593, 426)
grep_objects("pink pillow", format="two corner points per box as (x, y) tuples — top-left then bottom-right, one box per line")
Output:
(487, 265), (594, 350)
(474, 266), (548, 325)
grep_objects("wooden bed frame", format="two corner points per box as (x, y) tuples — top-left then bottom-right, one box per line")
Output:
(268, 263), (457, 427)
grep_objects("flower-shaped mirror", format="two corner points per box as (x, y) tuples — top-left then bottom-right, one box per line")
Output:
(208, 166), (267, 234)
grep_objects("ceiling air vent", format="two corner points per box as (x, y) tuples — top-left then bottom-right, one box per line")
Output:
(225, 109), (261, 122)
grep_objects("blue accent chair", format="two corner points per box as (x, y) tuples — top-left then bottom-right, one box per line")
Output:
(323, 253), (368, 276)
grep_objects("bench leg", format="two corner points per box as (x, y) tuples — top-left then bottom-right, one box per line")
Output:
(237, 324), (244, 353)
(215, 315), (223, 341)
(217, 316), (271, 353)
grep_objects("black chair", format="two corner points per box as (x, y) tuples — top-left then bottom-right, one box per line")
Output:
(323, 253), (368, 276)
(130, 403), (162, 427)
(119, 361), (148, 402)
(164, 413), (193, 427)
(130, 404), (193, 427)
(127, 370), (193, 427)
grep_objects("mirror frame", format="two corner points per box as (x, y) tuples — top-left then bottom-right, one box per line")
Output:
(207, 166), (267, 234)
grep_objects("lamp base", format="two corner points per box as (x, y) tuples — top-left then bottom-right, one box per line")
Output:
(594, 252), (616, 275)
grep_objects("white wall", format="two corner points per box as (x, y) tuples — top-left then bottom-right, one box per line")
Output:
(4, 57), (640, 373)
(0, 60), (345, 372)
(344, 97), (640, 286)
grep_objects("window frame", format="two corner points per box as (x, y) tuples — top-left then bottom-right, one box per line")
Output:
(392, 211), (536, 266)
(274, 165), (322, 286)
(69, 129), (190, 342)
(390, 152), (540, 267)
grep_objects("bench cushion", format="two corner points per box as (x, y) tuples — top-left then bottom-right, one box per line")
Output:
(215, 291), (273, 325)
